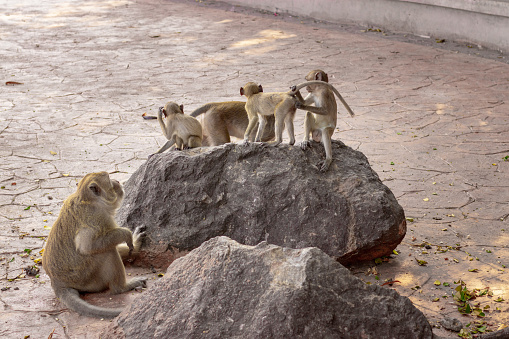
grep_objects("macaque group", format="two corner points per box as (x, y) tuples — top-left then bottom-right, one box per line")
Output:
(239, 75), (353, 154)
(149, 69), (354, 172)
(41, 70), (355, 317)
(43, 172), (147, 318)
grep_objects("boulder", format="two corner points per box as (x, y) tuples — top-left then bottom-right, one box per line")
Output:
(117, 141), (406, 267)
(103, 237), (432, 339)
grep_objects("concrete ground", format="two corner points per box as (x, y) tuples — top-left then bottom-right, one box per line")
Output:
(1, 0), (508, 337)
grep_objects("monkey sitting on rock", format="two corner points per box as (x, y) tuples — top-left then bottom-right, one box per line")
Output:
(155, 101), (203, 154)
(43, 172), (147, 318)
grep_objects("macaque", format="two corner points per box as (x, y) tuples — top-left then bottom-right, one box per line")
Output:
(190, 101), (275, 146)
(240, 80), (348, 147)
(43, 172), (147, 318)
(293, 70), (355, 172)
(240, 82), (297, 146)
(155, 102), (203, 153)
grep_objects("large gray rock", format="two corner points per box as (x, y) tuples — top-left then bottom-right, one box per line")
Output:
(103, 237), (432, 339)
(118, 141), (406, 267)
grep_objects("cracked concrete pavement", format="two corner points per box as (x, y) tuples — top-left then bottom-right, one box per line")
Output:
(0, 0), (508, 337)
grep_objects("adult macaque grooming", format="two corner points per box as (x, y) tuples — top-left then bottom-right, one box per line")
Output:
(240, 80), (347, 147)
(292, 70), (355, 172)
(155, 101), (203, 153)
(43, 172), (147, 318)
(190, 101), (275, 146)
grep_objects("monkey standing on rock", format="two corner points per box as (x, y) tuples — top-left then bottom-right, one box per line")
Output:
(43, 172), (147, 318)
(190, 101), (275, 146)
(292, 70), (355, 172)
(240, 80), (349, 148)
(155, 101), (203, 153)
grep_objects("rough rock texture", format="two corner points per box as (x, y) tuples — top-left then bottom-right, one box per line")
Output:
(118, 141), (406, 267)
(103, 237), (432, 339)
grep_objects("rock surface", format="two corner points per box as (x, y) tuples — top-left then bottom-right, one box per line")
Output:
(118, 140), (406, 267)
(103, 236), (433, 339)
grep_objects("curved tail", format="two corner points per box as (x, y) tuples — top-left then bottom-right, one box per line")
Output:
(56, 287), (123, 318)
(290, 80), (355, 117)
(190, 103), (214, 117)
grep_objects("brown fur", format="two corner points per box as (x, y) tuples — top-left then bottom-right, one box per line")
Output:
(155, 102), (203, 153)
(240, 79), (350, 147)
(43, 172), (146, 318)
(294, 70), (355, 172)
(240, 83), (298, 146)
(190, 101), (275, 146)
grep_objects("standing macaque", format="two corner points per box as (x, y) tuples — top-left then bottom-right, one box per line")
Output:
(155, 102), (203, 153)
(293, 70), (355, 172)
(43, 172), (147, 318)
(240, 82), (298, 146)
(190, 101), (275, 146)
(240, 80), (348, 147)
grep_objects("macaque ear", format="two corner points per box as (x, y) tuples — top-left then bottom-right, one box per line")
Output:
(240, 87), (244, 96)
(89, 183), (101, 196)
(315, 72), (322, 81)
(258, 84), (263, 92)
(180, 104), (184, 113)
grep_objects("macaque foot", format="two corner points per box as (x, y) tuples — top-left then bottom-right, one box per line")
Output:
(318, 159), (332, 172)
(266, 141), (282, 147)
(114, 277), (147, 293)
(133, 226), (146, 241)
(300, 140), (311, 151)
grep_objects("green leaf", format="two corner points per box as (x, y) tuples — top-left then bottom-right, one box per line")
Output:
(374, 258), (382, 265)
(24, 249), (32, 254)
(24, 206), (31, 210)
(473, 309), (485, 317)
(415, 259), (428, 266)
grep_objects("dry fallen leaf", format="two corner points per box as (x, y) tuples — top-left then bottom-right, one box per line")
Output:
(5, 81), (23, 85)
(49, 151), (57, 155)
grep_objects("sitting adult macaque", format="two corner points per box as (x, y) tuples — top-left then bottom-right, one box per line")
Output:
(43, 172), (147, 318)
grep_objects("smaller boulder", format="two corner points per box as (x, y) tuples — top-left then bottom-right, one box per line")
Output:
(103, 237), (432, 339)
